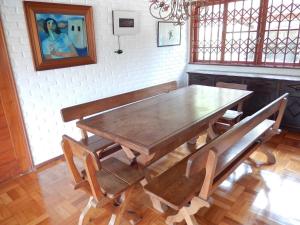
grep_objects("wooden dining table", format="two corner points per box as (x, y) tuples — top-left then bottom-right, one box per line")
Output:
(77, 85), (252, 166)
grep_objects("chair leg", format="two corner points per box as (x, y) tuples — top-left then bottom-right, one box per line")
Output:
(78, 197), (96, 225)
(108, 214), (117, 225)
(166, 197), (209, 225)
(166, 210), (184, 225)
(114, 186), (134, 225)
(181, 208), (199, 225)
(126, 210), (143, 225)
(78, 196), (110, 225)
(149, 195), (168, 213)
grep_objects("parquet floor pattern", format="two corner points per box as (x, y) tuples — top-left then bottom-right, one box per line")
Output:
(0, 131), (300, 225)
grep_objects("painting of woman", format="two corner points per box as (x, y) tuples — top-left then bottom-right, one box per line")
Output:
(42, 18), (78, 59)
(35, 14), (88, 59)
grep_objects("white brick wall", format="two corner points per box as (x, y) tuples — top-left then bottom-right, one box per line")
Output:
(0, 0), (188, 164)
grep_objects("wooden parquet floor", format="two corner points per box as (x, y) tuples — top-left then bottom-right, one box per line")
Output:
(0, 131), (300, 225)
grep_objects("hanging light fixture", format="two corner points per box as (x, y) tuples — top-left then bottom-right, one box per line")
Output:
(149, 0), (199, 25)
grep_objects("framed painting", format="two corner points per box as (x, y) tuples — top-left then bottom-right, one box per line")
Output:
(23, 1), (96, 71)
(157, 21), (181, 47)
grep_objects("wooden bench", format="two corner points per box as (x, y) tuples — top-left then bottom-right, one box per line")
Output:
(62, 135), (145, 225)
(61, 81), (177, 187)
(144, 93), (288, 225)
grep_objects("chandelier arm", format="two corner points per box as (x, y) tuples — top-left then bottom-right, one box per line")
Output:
(149, 3), (164, 19)
(158, 5), (173, 21)
(148, 0), (198, 25)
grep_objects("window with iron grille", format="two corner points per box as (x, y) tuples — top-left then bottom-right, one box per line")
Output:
(190, 0), (300, 67)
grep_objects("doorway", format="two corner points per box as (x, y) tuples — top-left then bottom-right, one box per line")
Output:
(0, 17), (33, 182)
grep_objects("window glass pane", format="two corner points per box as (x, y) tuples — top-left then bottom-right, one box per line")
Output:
(262, 0), (300, 65)
(195, 3), (224, 61)
(224, 0), (261, 63)
(191, 0), (300, 67)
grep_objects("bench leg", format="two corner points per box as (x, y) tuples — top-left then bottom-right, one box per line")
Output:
(247, 148), (276, 168)
(261, 148), (276, 165)
(247, 129), (279, 167)
(166, 197), (209, 225)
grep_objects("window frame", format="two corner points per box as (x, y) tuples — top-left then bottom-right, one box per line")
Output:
(190, 0), (300, 68)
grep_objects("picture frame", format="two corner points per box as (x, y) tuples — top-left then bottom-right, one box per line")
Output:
(23, 1), (96, 71)
(112, 10), (138, 36)
(157, 21), (181, 47)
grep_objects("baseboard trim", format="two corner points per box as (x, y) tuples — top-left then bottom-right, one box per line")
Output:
(35, 154), (65, 169)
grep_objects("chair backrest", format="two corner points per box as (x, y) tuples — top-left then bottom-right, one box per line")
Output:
(61, 81), (177, 123)
(62, 135), (104, 201)
(216, 82), (248, 113)
(216, 81), (247, 90)
(185, 93), (288, 198)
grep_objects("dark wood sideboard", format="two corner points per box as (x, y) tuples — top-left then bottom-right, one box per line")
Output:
(188, 70), (300, 132)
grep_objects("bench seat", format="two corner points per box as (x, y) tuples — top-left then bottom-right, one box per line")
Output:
(215, 119), (274, 176)
(144, 156), (206, 210)
(79, 135), (115, 153)
(144, 119), (275, 211)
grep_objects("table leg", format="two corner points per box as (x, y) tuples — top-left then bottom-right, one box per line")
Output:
(187, 136), (199, 145)
(121, 145), (137, 165)
(207, 122), (218, 142)
(206, 112), (226, 142)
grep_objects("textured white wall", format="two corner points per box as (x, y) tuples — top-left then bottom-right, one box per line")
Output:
(0, 0), (188, 165)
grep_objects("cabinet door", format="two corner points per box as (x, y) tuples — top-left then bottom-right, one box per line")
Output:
(188, 73), (215, 86)
(243, 78), (279, 116)
(279, 81), (300, 130)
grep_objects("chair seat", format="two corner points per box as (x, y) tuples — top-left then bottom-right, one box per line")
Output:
(102, 157), (144, 185)
(221, 110), (243, 121)
(144, 157), (206, 210)
(96, 170), (129, 199)
(79, 135), (114, 153)
(99, 157), (144, 198)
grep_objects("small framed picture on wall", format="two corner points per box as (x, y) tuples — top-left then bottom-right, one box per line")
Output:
(112, 10), (138, 36)
(23, 1), (97, 71)
(157, 21), (181, 47)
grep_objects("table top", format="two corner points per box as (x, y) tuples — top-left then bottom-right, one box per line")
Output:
(77, 85), (252, 155)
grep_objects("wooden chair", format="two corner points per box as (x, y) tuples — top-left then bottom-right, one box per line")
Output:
(62, 135), (145, 225)
(144, 93), (288, 225)
(216, 82), (248, 126)
(61, 81), (177, 187)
